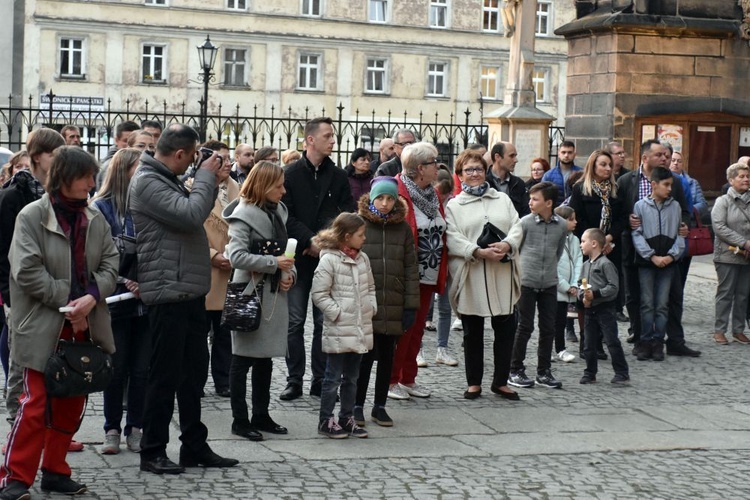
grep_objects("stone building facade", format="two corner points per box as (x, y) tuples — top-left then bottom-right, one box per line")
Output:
(9, 0), (576, 134)
(558, 0), (750, 193)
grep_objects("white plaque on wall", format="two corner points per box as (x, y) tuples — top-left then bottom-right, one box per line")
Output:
(514, 129), (543, 178)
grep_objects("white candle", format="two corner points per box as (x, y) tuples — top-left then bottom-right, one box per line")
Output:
(285, 238), (297, 258)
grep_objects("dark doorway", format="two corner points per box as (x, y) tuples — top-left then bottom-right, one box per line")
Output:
(687, 125), (731, 193)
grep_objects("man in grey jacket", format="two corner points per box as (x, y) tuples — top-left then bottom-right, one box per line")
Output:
(130, 124), (238, 475)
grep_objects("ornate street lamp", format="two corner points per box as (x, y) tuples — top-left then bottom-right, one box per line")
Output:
(196, 35), (219, 142)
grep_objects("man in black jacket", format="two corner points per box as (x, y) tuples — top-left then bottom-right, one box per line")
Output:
(486, 141), (530, 217)
(281, 117), (355, 400)
(617, 139), (700, 358)
(374, 129), (416, 177)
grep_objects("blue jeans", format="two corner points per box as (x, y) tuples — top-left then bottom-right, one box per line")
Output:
(319, 352), (362, 422)
(638, 266), (674, 342)
(286, 258), (325, 388)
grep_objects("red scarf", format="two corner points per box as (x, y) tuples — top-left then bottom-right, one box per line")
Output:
(51, 193), (89, 300)
(341, 245), (360, 260)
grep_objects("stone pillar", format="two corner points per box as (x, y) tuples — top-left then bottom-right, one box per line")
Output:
(486, 0), (554, 173)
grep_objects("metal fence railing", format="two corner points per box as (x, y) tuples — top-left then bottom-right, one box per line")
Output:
(1, 90), (564, 168)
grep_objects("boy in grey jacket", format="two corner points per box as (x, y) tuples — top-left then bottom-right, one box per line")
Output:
(578, 228), (629, 385)
(506, 182), (567, 389)
(631, 166), (685, 362)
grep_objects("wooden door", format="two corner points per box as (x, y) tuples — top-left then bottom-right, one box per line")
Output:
(687, 125), (732, 193)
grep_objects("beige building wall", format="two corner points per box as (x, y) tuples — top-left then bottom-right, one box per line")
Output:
(24, 0), (575, 131)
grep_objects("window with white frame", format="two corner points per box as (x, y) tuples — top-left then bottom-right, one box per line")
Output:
(369, 0), (388, 23)
(365, 57), (389, 94)
(142, 44), (166, 83)
(536, 0), (552, 36)
(60, 38), (85, 78)
(223, 48), (247, 87)
(429, 0), (448, 28)
(144, 0), (167, 6)
(298, 53), (321, 90)
(301, 0), (321, 16)
(480, 65), (501, 101)
(533, 67), (550, 102)
(482, 0), (500, 32)
(427, 61), (448, 97)
(226, 0), (247, 10)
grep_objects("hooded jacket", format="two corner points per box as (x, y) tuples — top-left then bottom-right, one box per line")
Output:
(632, 196), (684, 266)
(129, 152), (218, 305)
(311, 233), (376, 354)
(358, 194), (420, 335)
(9, 194), (119, 372)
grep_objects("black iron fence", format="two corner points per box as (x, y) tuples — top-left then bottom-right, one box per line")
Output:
(0, 91), (564, 168)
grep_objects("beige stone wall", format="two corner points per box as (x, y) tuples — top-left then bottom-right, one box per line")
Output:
(565, 29), (750, 162)
(26, 0), (576, 127)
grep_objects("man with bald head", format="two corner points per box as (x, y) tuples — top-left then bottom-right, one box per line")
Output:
(486, 142), (529, 217)
(375, 129), (416, 177)
(230, 144), (254, 185)
(370, 138), (395, 173)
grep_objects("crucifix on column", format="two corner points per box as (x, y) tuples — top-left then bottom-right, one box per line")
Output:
(503, 0), (538, 109)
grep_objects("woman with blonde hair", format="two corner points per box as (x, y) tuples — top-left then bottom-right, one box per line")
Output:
(222, 161), (295, 441)
(92, 147), (151, 455)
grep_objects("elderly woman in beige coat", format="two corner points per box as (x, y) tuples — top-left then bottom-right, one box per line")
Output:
(194, 140), (240, 397)
(445, 149), (521, 401)
(1, 146), (118, 499)
(223, 161), (294, 441)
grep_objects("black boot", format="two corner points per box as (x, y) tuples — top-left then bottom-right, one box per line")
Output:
(651, 340), (665, 361)
(636, 341), (652, 361)
(40, 472), (87, 495)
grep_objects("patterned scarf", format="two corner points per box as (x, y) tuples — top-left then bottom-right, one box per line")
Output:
(461, 181), (489, 197)
(51, 192), (89, 300)
(592, 179), (612, 234)
(401, 174), (438, 219)
(368, 203), (393, 220)
(341, 245), (360, 260)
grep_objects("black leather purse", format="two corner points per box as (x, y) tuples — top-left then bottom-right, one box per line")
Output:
(44, 340), (114, 398)
(221, 279), (264, 333)
(476, 222), (510, 262)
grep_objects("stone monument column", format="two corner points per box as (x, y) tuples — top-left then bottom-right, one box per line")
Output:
(486, 0), (554, 177)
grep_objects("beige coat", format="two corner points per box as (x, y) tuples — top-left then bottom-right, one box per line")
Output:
(445, 188), (521, 317)
(311, 247), (376, 354)
(205, 178), (240, 310)
(9, 194), (119, 372)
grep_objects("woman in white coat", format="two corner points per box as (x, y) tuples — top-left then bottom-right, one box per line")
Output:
(445, 149), (521, 401)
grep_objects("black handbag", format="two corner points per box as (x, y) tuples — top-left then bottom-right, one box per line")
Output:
(44, 339), (114, 398)
(114, 232), (138, 282)
(221, 279), (264, 333)
(476, 222), (510, 262)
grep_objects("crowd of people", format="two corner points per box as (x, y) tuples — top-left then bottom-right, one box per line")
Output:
(0, 116), (747, 499)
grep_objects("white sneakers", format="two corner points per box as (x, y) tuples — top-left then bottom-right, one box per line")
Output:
(435, 347), (459, 366)
(416, 348), (428, 367)
(387, 383), (410, 400)
(101, 430), (120, 455)
(401, 382), (431, 398)
(557, 350), (576, 363)
(451, 319), (463, 330)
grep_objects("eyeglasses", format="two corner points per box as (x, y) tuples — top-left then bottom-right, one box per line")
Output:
(395, 141), (415, 147)
(420, 159), (438, 167)
(462, 168), (485, 175)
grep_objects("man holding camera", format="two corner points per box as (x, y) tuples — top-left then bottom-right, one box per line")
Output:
(129, 124), (238, 475)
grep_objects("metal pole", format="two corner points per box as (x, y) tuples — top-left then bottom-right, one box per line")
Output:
(200, 67), (210, 142)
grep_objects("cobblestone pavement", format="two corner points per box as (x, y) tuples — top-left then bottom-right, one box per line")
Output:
(7, 256), (750, 499)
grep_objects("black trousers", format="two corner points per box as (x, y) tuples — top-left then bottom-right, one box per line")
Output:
(205, 310), (232, 391)
(140, 297), (210, 461)
(511, 285), (556, 374)
(229, 355), (273, 424)
(356, 334), (397, 408)
(583, 303), (629, 377)
(463, 314), (516, 387)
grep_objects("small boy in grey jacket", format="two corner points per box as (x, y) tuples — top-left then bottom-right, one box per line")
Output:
(505, 182), (567, 390)
(632, 166), (684, 362)
(578, 228), (629, 385)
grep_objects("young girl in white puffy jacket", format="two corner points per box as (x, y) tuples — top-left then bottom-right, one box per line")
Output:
(311, 213), (376, 439)
(553, 205), (582, 363)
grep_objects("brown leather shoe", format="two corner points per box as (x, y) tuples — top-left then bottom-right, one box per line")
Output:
(733, 332), (750, 345)
(713, 332), (729, 345)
